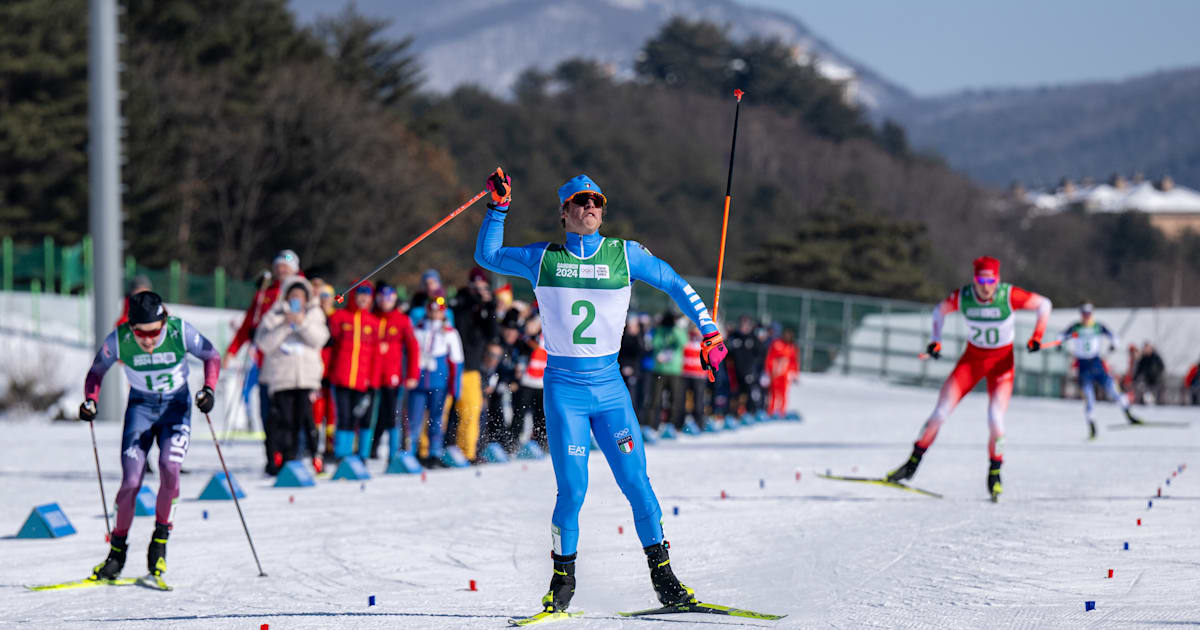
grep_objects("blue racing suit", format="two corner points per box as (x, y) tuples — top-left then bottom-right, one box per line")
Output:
(474, 205), (718, 556)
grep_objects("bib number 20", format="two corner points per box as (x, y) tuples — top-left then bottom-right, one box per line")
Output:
(970, 326), (1000, 346)
(571, 300), (597, 345)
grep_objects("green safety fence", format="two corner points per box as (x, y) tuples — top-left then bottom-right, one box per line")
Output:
(1, 236), (258, 309)
(4, 237), (1068, 396)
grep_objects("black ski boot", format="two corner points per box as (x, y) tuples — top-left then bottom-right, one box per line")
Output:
(1125, 409), (1144, 425)
(147, 523), (169, 576)
(1088, 420), (1097, 440)
(988, 459), (1003, 502)
(92, 534), (127, 580)
(644, 543), (696, 606)
(540, 552), (576, 612)
(886, 445), (927, 483)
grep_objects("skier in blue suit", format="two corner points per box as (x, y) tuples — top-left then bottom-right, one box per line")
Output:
(474, 169), (728, 613)
(1057, 302), (1142, 438)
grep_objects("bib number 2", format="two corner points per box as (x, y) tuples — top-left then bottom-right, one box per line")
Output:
(571, 300), (597, 345)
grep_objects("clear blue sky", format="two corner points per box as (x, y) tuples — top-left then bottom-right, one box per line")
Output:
(747, 0), (1200, 96)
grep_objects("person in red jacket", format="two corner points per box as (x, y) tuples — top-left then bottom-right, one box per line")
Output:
(764, 328), (800, 418)
(370, 282), (420, 460)
(327, 282), (381, 460)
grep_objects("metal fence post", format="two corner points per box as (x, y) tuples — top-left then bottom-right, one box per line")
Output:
(43, 236), (55, 294)
(880, 303), (891, 377)
(214, 267), (226, 309)
(2, 236), (12, 292)
(169, 260), (182, 304)
(801, 293), (812, 372)
(83, 236), (93, 296)
(31, 278), (42, 337)
(757, 286), (767, 323)
(841, 296), (852, 375)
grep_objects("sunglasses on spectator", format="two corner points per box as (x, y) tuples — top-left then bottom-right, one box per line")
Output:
(569, 192), (605, 208)
(975, 276), (997, 285)
(132, 325), (164, 338)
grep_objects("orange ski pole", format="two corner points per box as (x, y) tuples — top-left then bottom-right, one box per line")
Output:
(336, 186), (491, 303)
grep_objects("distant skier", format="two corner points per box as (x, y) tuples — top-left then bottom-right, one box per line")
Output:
(475, 170), (728, 614)
(79, 291), (220, 581)
(1058, 302), (1143, 438)
(886, 256), (1051, 501)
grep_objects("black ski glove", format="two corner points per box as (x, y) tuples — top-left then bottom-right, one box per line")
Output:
(79, 399), (97, 422)
(926, 342), (941, 360)
(195, 386), (215, 413)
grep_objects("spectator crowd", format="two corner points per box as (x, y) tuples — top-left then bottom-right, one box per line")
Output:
(226, 250), (803, 476)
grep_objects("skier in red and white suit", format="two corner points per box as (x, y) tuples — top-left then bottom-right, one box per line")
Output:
(885, 256), (1051, 500)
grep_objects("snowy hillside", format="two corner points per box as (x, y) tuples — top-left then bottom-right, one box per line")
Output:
(2, 373), (1197, 628)
(287, 0), (914, 110)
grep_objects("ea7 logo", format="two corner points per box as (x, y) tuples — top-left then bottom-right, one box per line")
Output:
(567, 445), (587, 456)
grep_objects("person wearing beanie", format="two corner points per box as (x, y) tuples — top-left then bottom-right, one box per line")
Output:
(78, 291), (221, 583)
(885, 256), (1052, 501)
(327, 282), (381, 460)
(254, 276), (329, 474)
(450, 266), (499, 461)
(407, 297), (464, 468)
(114, 274), (154, 327)
(1055, 303), (1144, 438)
(224, 249), (305, 472)
(474, 169), (728, 615)
(370, 282), (420, 461)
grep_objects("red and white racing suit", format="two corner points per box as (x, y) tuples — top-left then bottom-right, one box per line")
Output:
(915, 283), (1051, 462)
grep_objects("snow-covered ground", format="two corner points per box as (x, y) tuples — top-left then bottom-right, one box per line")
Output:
(1, 374), (1197, 629)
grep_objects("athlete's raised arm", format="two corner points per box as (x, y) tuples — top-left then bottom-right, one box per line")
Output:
(473, 170), (544, 284)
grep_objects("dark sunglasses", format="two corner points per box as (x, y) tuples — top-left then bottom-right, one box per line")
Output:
(569, 192), (605, 208)
(132, 325), (164, 338)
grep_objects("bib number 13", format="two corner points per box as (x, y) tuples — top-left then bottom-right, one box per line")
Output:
(571, 300), (597, 345)
(971, 326), (999, 345)
(145, 373), (175, 392)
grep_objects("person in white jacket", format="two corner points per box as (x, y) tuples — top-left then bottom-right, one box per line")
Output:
(255, 276), (330, 474)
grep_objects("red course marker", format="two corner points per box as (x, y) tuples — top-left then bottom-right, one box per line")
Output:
(1137, 518), (1142, 526)
(469, 579), (477, 591)
(720, 490), (727, 499)
(618, 526), (624, 534)
(1107, 569), (1113, 578)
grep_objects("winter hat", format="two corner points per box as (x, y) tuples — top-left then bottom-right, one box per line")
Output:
(128, 291), (167, 325)
(377, 282), (397, 299)
(421, 269), (441, 285)
(558, 175), (606, 207)
(973, 256), (1000, 278)
(273, 249), (300, 271)
(1080, 302), (1094, 315)
(355, 281), (374, 295)
(468, 266), (489, 284)
(283, 277), (310, 301)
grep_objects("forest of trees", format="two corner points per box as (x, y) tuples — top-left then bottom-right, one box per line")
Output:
(3, 0), (1198, 306)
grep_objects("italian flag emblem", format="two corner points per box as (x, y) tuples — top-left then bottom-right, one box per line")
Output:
(617, 435), (634, 454)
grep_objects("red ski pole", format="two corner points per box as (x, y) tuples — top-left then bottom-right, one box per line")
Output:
(336, 187), (491, 303)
